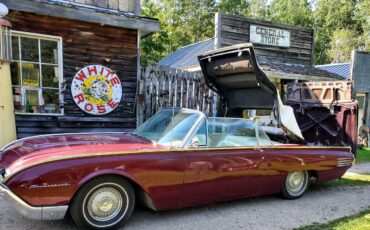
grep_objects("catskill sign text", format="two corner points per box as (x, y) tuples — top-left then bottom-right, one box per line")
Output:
(71, 65), (122, 115)
(250, 25), (291, 47)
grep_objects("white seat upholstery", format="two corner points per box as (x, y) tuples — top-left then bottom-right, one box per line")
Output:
(215, 135), (257, 147)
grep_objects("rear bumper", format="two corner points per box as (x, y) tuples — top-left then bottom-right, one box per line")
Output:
(0, 182), (68, 220)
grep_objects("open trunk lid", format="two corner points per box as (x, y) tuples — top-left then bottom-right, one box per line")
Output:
(198, 43), (277, 110)
(198, 43), (304, 141)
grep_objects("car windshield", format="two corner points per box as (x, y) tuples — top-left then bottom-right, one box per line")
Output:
(133, 109), (202, 147)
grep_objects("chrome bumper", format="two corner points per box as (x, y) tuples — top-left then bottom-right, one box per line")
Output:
(0, 182), (68, 220)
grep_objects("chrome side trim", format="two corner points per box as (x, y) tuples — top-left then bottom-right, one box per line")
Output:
(0, 182), (68, 220)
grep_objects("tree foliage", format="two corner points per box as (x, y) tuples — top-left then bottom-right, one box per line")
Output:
(140, 0), (370, 66)
(268, 0), (313, 28)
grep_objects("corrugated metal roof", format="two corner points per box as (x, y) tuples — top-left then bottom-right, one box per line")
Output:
(158, 38), (215, 70)
(315, 63), (350, 80)
(261, 62), (345, 80)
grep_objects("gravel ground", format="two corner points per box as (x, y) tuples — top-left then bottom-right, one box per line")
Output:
(1, 163), (370, 230)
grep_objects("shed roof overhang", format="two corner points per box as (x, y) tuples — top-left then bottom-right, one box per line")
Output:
(2, 0), (160, 36)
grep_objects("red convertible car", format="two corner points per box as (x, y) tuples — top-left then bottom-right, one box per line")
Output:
(0, 44), (354, 229)
(0, 108), (354, 229)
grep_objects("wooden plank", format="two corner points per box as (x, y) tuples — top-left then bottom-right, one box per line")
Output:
(16, 121), (59, 128)
(15, 115), (58, 121)
(119, 0), (129, 12)
(58, 117), (136, 122)
(128, 0), (136, 13)
(72, 0), (86, 4)
(91, 0), (108, 8)
(3, 0), (160, 33)
(107, 0), (119, 9)
(59, 122), (136, 128)
(134, 0), (141, 15)
(220, 13), (312, 32)
(215, 12), (222, 49)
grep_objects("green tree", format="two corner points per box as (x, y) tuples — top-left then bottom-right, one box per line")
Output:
(248, 0), (269, 20)
(216, 0), (250, 16)
(175, 0), (217, 42)
(312, 0), (358, 64)
(355, 0), (370, 51)
(140, 0), (217, 66)
(268, 0), (313, 27)
(328, 28), (359, 63)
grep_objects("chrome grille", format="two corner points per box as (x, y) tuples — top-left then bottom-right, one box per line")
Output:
(337, 158), (353, 167)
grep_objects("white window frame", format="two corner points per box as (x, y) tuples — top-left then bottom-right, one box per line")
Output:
(10, 30), (64, 116)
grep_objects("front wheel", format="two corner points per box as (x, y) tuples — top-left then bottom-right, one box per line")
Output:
(281, 171), (309, 199)
(70, 176), (135, 229)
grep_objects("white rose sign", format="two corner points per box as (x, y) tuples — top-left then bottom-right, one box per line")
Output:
(71, 65), (122, 115)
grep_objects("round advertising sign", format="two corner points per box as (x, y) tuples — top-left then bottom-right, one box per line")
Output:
(71, 65), (122, 115)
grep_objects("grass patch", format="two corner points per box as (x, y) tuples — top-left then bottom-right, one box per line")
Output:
(295, 208), (370, 230)
(356, 148), (370, 163)
(316, 172), (370, 188)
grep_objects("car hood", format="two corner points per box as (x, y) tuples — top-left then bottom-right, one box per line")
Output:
(0, 132), (162, 175)
(198, 43), (304, 141)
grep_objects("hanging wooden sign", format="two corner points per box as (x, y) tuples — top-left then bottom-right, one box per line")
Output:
(250, 25), (291, 47)
(71, 65), (122, 115)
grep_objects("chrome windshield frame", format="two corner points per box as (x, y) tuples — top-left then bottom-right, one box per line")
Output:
(184, 117), (273, 149)
(134, 108), (207, 149)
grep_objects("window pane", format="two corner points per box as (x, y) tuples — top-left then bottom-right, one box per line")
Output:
(25, 89), (39, 113)
(21, 37), (39, 62)
(42, 65), (59, 88)
(257, 127), (272, 146)
(207, 118), (257, 147)
(10, 62), (21, 86)
(12, 36), (19, 60)
(22, 63), (40, 87)
(12, 87), (22, 112)
(41, 40), (58, 64)
(42, 89), (60, 114)
(134, 109), (200, 147)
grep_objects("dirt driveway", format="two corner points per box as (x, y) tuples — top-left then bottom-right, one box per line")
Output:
(1, 163), (370, 230)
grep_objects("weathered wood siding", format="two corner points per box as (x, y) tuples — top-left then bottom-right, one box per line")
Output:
(6, 11), (138, 138)
(216, 13), (314, 65)
(351, 51), (370, 127)
(66, 0), (141, 14)
(137, 66), (217, 126)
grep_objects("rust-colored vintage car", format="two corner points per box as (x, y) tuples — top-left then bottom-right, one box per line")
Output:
(0, 44), (355, 229)
(0, 108), (354, 229)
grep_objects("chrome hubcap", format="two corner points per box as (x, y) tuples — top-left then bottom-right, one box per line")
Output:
(286, 171), (306, 195)
(87, 187), (123, 222)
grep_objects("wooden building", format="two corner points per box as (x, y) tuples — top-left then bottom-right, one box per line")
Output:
(159, 13), (344, 90)
(2, 0), (159, 138)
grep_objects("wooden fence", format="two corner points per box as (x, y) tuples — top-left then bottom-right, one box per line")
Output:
(136, 66), (218, 125)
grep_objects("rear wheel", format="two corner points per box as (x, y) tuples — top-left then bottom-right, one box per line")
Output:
(70, 176), (135, 229)
(281, 171), (309, 199)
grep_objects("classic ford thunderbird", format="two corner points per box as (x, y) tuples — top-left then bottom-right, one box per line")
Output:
(0, 108), (354, 229)
(0, 43), (355, 229)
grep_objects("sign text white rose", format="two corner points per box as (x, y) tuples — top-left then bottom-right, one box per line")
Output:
(71, 65), (122, 115)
